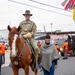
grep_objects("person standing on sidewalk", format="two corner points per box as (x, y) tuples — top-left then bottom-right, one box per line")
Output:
(0, 41), (7, 64)
(55, 42), (60, 53)
(0, 54), (2, 75)
(62, 40), (68, 59)
(41, 34), (59, 75)
(0, 44), (2, 75)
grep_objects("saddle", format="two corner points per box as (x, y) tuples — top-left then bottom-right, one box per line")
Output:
(24, 39), (41, 69)
(24, 38), (34, 54)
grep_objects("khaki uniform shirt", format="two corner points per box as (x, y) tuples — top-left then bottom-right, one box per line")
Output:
(19, 20), (37, 37)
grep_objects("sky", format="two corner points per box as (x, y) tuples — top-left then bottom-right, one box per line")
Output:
(0, 0), (75, 32)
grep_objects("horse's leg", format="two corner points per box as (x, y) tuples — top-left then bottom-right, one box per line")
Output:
(12, 65), (19, 75)
(24, 65), (29, 75)
(72, 49), (74, 55)
(73, 49), (75, 55)
(73, 49), (74, 55)
(34, 69), (38, 75)
(30, 64), (37, 75)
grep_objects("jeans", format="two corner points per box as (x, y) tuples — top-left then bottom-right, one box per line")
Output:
(63, 50), (67, 58)
(0, 54), (2, 72)
(2, 54), (5, 64)
(42, 62), (55, 75)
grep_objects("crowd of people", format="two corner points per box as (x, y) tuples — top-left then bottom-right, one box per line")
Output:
(55, 40), (69, 59)
(37, 39), (69, 60)
(37, 39), (69, 75)
(0, 10), (69, 75)
(0, 37), (69, 75)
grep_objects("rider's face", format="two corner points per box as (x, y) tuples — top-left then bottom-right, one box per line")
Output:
(25, 15), (30, 20)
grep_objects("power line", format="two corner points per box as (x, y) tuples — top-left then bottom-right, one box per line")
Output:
(29, 0), (71, 12)
(8, 0), (71, 17)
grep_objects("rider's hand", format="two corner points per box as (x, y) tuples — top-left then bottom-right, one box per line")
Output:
(27, 32), (32, 38)
(23, 32), (32, 38)
(23, 34), (28, 38)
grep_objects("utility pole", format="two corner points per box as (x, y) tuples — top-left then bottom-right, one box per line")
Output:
(51, 23), (53, 35)
(44, 25), (46, 32)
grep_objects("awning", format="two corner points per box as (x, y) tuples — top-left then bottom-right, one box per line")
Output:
(51, 35), (63, 40)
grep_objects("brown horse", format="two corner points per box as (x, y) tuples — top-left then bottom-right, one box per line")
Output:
(7, 25), (38, 75)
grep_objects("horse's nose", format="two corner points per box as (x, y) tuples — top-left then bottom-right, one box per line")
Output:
(11, 51), (17, 57)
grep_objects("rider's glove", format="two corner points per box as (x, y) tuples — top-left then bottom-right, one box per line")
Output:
(23, 32), (32, 38)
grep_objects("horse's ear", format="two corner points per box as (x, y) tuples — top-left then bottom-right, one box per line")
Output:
(7, 25), (11, 31)
(17, 26), (21, 32)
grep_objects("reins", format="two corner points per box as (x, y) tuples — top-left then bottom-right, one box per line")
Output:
(18, 44), (25, 60)
(9, 32), (25, 64)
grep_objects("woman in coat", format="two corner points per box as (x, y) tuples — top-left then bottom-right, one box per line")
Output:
(41, 34), (59, 75)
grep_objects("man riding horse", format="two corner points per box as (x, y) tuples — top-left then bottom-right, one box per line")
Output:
(19, 10), (40, 63)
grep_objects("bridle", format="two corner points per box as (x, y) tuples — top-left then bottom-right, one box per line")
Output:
(9, 32), (20, 35)
(9, 31), (25, 65)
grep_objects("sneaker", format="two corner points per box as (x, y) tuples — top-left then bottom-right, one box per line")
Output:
(63, 57), (66, 59)
(65, 57), (68, 59)
(63, 57), (68, 59)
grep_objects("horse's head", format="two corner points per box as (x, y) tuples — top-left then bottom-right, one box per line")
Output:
(7, 25), (21, 57)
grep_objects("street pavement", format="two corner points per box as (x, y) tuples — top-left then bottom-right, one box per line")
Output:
(1, 51), (75, 75)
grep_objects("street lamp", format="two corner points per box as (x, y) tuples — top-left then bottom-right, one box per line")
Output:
(51, 23), (53, 35)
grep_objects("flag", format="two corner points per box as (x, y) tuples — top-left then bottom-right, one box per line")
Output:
(61, 0), (68, 6)
(61, 0), (75, 10)
(65, 0), (72, 10)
